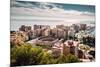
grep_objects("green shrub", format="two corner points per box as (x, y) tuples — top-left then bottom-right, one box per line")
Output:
(66, 54), (79, 63)
(11, 43), (43, 66)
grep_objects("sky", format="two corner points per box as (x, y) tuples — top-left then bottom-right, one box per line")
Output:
(10, 0), (95, 31)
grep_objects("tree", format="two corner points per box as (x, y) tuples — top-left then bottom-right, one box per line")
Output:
(56, 54), (67, 64)
(30, 46), (43, 65)
(66, 54), (79, 63)
(88, 50), (95, 58)
(82, 36), (95, 47)
(36, 43), (52, 49)
(11, 43), (43, 66)
(11, 43), (80, 66)
(39, 52), (55, 64)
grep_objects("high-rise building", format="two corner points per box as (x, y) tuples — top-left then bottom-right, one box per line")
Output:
(52, 28), (68, 38)
(56, 25), (64, 29)
(34, 25), (50, 30)
(27, 30), (34, 40)
(19, 25), (26, 31)
(34, 29), (42, 37)
(68, 27), (75, 37)
(64, 40), (79, 56)
(52, 40), (79, 56)
(61, 43), (70, 56)
(19, 25), (32, 32)
(72, 24), (79, 33)
(44, 29), (51, 36)
(34, 25), (41, 30)
(80, 24), (87, 30)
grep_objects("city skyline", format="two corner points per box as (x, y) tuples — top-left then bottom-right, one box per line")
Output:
(10, 0), (95, 31)
(10, 1), (95, 66)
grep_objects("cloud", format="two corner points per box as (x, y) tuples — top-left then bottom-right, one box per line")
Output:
(11, 7), (95, 20)
(10, 0), (95, 30)
(11, 0), (35, 7)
